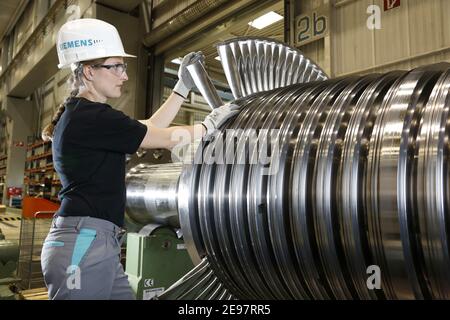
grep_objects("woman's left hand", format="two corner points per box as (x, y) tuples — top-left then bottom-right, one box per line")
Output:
(173, 51), (205, 98)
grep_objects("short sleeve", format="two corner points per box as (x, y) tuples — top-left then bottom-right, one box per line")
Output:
(74, 105), (147, 154)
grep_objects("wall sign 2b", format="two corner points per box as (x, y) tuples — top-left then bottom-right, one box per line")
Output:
(294, 5), (329, 47)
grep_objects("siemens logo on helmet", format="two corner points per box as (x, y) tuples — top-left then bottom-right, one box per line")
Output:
(60, 39), (101, 50)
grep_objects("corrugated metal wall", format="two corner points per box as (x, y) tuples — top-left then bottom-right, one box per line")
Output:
(332, 0), (450, 76)
(295, 0), (450, 77)
(41, 69), (70, 131)
(9, 0), (51, 63)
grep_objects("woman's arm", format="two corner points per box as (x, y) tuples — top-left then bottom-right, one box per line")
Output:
(147, 92), (185, 128)
(148, 51), (205, 128)
(138, 103), (240, 150)
(139, 91), (204, 149)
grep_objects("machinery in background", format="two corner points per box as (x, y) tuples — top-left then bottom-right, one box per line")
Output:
(124, 37), (328, 300)
(125, 162), (194, 300)
(0, 228), (19, 299)
(125, 226), (193, 300)
(126, 38), (450, 300)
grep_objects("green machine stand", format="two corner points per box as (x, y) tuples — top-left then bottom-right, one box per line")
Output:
(125, 224), (194, 300)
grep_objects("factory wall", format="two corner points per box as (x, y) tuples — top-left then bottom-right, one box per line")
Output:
(293, 0), (450, 77)
(3, 97), (33, 203)
(0, 0), (95, 99)
(96, 4), (140, 119)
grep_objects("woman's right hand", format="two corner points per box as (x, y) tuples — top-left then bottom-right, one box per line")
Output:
(201, 103), (241, 138)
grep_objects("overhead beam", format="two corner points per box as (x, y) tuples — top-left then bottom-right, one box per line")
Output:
(163, 1), (282, 61)
(154, 0), (280, 56)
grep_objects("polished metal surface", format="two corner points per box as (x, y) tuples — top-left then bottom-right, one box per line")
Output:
(415, 67), (450, 299)
(177, 159), (204, 266)
(158, 257), (235, 300)
(176, 62), (450, 299)
(127, 37), (450, 300)
(187, 59), (223, 109)
(125, 162), (183, 227)
(216, 37), (328, 99)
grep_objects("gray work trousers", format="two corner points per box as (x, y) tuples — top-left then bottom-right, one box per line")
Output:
(40, 215), (135, 300)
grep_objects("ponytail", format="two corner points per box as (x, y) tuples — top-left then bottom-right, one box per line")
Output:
(41, 63), (83, 141)
(41, 89), (78, 141)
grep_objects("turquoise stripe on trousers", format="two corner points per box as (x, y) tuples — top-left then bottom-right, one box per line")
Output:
(70, 228), (97, 270)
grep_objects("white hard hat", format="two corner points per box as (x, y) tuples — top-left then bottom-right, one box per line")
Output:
(56, 18), (136, 69)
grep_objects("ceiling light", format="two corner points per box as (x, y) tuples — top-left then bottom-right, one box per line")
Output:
(215, 56), (221, 61)
(171, 58), (182, 64)
(248, 11), (283, 30)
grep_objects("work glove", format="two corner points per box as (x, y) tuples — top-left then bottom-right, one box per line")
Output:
(173, 51), (205, 98)
(201, 103), (240, 138)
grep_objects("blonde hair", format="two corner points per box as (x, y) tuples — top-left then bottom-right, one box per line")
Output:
(41, 58), (106, 141)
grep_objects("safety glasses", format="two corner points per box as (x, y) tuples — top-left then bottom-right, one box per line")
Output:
(91, 63), (127, 76)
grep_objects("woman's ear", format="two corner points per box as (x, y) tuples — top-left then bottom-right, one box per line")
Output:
(83, 65), (94, 81)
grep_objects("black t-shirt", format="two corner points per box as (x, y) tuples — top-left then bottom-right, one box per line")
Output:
(52, 97), (147, 227)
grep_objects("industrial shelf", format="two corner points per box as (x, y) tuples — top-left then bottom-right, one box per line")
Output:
(24, 138), (60, 203)
(26, 151), (52, 162)
(26, 141), (46, 150)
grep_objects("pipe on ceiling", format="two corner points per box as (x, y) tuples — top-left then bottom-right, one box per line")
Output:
(143, 0), (230, 47)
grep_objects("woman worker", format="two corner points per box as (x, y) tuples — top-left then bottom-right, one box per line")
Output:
(40, 18), (238, 299)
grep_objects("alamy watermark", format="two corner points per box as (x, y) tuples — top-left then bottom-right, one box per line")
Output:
(170, 127), (282, 176)
(367, 5), (381, 30)
(66, 265), (81, 290)
(366, 265), (381, 290)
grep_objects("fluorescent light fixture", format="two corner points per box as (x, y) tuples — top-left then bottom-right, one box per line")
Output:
(215, 56), (221, 61)
(248, 11), (283, 30)
(171, 58), (182, 64)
